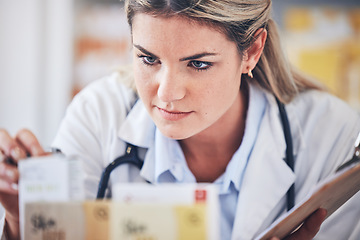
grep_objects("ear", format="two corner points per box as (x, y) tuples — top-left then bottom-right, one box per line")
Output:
(242, 28), (267, 74)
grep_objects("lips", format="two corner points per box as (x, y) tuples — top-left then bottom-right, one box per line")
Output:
(156, 107), (192, 121)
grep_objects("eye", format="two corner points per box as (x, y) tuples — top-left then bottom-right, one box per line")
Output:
(189, 61), (212, 71)
(143, 56), (158, 64)
(137, 55), (159, 65)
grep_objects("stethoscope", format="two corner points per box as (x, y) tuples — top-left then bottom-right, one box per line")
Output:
(96, 98), (296, 212)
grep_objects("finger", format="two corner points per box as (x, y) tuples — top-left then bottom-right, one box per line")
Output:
(0, 163), (19, 183)
(0, 129), (27, 163)
(302, 208), (327, 232)
(15, 129), (45, 157)
(287, 208), (327, 240)
(0, 163), (18, 195)
(0, 179), (18, 195)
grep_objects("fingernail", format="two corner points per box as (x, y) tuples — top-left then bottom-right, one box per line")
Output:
(11, 147), (21, 160)
(5, 169), (15, 179)
(11, 183), (18, 191)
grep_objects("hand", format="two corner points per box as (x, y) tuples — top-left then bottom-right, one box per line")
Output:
(270, 208), (328, 240)
(0, 129), (47, 240)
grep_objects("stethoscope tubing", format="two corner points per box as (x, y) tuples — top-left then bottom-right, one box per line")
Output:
(96, 143), (143, 199)
(276, 98), (295, 211)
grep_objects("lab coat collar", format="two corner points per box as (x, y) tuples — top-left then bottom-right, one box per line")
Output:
(118, 99), (155, 149)
(231, 92), (302, 240)
(223, 82), (267, 193)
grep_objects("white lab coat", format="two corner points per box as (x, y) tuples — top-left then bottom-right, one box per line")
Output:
(48, 71), (360, 239)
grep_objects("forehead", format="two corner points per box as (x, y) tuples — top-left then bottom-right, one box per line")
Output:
(131, 13), (236, 55)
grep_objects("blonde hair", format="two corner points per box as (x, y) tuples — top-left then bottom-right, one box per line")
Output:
(124, 0), (324, 103)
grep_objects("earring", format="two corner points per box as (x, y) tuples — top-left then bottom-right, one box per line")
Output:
(248, 68), (253, 78)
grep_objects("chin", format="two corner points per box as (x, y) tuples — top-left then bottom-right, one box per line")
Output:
(157, 126), (194, 140)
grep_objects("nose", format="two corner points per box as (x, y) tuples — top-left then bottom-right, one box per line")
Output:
(157, 67), (186, 103)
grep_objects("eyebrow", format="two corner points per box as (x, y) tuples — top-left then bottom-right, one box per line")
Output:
(134, 44), (159, 59)
(134, 44), (218, 61)
(179, 52), (218, 61)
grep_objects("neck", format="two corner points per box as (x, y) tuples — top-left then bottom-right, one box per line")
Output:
(179, 83), (249, 182)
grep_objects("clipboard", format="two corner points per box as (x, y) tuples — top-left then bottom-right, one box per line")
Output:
(255, 132), (360, 240)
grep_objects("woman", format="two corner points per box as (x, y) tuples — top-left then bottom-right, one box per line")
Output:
(0, 0), (359, 239)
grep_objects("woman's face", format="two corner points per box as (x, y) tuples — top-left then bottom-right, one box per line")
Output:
(132, 13), (247, 140)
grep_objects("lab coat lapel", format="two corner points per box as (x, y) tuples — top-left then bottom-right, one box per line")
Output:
(231, 98), (296, 240)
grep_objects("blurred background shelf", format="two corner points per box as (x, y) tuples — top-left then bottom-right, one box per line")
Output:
(73, 0), (131, 96)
